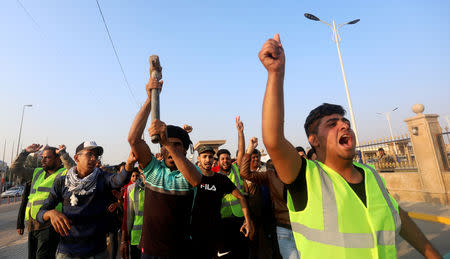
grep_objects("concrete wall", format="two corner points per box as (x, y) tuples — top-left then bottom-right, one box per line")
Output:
(444, 172), (450, 202)
(381, 172), (423, 202)
(381, 171), (450, 205)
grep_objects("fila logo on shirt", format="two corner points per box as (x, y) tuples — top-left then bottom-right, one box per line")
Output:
(200, 183), (216, 191)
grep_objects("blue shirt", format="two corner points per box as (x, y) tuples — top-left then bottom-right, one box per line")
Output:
(37, 168), (131, 257)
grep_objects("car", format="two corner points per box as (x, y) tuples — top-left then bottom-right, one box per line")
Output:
(1, 186), (24, 198)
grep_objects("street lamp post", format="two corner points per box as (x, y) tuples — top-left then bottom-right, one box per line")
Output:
(377, 107), (399, 154)
(16, 104), (32, 156)
(305, 13), (361, 146)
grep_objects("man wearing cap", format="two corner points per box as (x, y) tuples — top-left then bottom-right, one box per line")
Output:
(12, 144), (75, 259)
(191, 146), (253, 259)
(36, 141), (134, 258)
(128, 76), (202, 258)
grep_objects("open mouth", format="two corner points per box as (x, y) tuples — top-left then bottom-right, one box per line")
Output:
(339, 134), (353, 148)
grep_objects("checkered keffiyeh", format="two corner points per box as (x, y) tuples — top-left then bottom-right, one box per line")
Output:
(65, 167), (100, 206)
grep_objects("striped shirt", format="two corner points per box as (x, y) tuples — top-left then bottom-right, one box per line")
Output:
(140, 156), (198, 256)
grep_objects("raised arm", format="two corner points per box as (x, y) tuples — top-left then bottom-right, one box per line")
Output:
(240, 137), (268, 185)
(235, 116), (245, 167)
(150, 120), (201, 187)
(106, 152), (135, 189)
(128, 77), (162, 168)
(259, 34), (302, 184)
(10, 144), (43, 181)
(56, 145), (75, 169)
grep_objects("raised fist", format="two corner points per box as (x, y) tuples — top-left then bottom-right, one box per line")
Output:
(149, 120), (168, 146)
(125, 151), (137, 172)
(258, 33), (285, 74)
(25, 144), (42, 153)
(145, 77), (163, 99)
(249, 137), (258, 150)
(56, 145), (66, 155)
(183, 124), (193, 133)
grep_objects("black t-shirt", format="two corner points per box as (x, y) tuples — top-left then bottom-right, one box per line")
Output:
(287, 157), (366, 212)
(191, 173), (236, 231)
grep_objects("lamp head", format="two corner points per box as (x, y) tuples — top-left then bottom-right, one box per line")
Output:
(304, 13), (320, 21)
(346, 19), (360, 25)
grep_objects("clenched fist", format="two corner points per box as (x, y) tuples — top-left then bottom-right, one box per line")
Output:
(149, 120), (168, 146)
(258, 33), (285, 74)
(146, 77), (163, 99)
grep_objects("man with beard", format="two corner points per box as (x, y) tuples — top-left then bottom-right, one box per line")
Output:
(12, 144), (75, 259)
(260, 33), (441, 258)
(36, 142), (133, 258)
(240, 137), (298, 259)
(215, 117), (252, 259)
(191, 146), (253, 259)
(128, 76), (202, 258)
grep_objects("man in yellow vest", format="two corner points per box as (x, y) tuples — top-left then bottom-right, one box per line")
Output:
(259, 34), (442, 258)
(216, 117), (252, 259)
(11, 143), (75, 259)
(122, 170), (145, 259)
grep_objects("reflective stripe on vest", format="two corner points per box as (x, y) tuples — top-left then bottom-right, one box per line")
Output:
(221, 199), (240, 208)
(26, 168), (66, 220)
(231, 166), (241, 190)
(220, 164), (244, 218)
(130, 185), (144, 245)
(291, 161), (399, 248)
(287, 160), (401, 259)
(132, 225), (142, 231)
(25, 168), (44, 220)
(29, 169), (45, 195)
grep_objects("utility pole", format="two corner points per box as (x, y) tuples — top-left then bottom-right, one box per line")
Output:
(9, 141), (14, 186)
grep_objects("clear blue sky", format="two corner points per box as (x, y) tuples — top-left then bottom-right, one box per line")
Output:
(1, 0), (449, 164)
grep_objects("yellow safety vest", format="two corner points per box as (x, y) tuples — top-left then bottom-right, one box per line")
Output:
(129, 184), (145, 245)
(25, 167), (67, 221)
(287, 160), (401, 258)
(220, 164), (244, 218)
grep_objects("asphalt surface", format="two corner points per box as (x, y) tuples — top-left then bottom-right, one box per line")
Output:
(0, 202), (449, 258)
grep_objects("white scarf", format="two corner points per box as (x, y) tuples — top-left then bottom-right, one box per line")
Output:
(65, 167), (100, 206)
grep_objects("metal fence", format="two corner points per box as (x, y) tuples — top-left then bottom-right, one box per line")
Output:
(356, 134), (417, 172)
(437, 131), (450, 171)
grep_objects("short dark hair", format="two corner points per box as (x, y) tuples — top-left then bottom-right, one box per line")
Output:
(43, 146), (58, 157)
(378, 148), (385, 152)
(166, 125), (192, 150)
(304, 103), (346, 136)
(296, 146), (305, 153)
(307, 147), (316, 159)
(251, 149), (261, 156)
(217, 149), (231, 158)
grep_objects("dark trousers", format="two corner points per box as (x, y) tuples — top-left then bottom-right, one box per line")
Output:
(107, 231), (119, 259)
(28, 227), (59, 259)
(217, 217), (249, 259)
(191, 229), (219, 259)
(130, 245), (141, 259)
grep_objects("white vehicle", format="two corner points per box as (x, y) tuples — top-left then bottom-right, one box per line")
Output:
(1, 186), (24, 198)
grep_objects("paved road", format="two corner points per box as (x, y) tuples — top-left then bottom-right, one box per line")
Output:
(0, 203), (449, 258)
(0, 203), (27, 259)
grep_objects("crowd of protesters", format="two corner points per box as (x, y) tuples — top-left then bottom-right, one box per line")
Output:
(10, 33), (443, 259)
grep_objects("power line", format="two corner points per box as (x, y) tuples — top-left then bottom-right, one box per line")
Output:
(95, 0), (139, 106)
(15, 0), (41, 31)
(15, 0), (106, 105)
